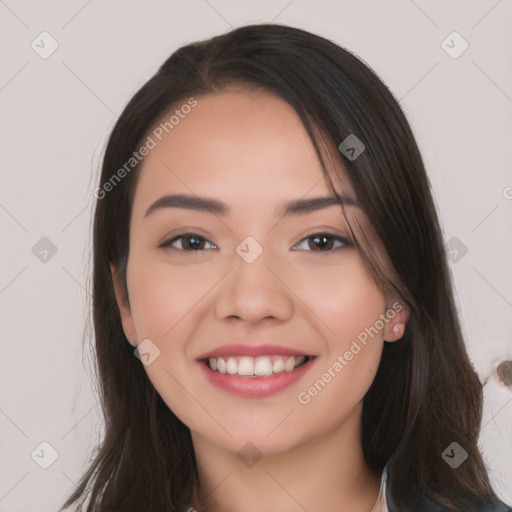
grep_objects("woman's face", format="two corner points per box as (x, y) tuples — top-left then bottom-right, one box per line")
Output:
(112, 88), (407, 457)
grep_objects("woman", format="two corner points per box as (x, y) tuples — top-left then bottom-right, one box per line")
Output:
(61, 24), (512, 512)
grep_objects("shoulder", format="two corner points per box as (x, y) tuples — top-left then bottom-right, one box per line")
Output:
(385, 485), (512, 512)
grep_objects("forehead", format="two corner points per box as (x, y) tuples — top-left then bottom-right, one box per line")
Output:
(132, 89), (355, 215)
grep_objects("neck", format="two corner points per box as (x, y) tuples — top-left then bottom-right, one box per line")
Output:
(189, 405), (382, 512)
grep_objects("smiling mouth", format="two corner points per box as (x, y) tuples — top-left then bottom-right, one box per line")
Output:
(202, 355), (315, 377)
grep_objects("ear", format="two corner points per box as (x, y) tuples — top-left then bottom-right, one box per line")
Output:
(382, 294), (410, 343)
(110, 262), (137, 347)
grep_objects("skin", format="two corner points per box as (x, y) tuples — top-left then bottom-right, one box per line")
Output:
(111, 87), (409, 512)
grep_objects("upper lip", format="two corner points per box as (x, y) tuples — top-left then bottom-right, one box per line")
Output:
(196, 343), (315, 360)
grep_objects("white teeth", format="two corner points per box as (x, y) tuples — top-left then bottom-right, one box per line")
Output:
(206, 355), (310, 377)
(254, 357), (273, 376)
(294, 355), (306, 367)
(238, 356), (255, 376)
(284, 356), (296, 372)
(226, 357), (238, 375)
(272, 357), (285, 373)
(217, 357), (226, 374)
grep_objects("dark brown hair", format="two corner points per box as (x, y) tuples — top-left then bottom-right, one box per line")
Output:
(61, 23), (503, 511)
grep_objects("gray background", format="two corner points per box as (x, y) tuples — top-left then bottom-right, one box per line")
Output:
(1, 1), (511, 510)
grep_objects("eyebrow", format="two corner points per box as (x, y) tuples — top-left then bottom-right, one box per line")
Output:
(143, 193), (358, 219)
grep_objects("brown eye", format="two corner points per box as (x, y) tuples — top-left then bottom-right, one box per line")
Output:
(158, 233), (216, 251)
(294, 232), (350, 252)
(309, 234), (334, 251)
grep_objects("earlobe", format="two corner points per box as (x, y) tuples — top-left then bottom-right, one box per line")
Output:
(383, 298), (410, 342)
(388, 322), (405, 341)
(110, 262), (137, 346)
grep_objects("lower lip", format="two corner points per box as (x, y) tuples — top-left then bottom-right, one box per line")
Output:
(198, 358), (316, 398)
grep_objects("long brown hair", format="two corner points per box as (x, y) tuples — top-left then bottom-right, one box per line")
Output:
(61, 23), (502, 511)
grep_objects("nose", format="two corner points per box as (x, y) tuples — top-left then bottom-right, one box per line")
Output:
(214, 246), (294, 326)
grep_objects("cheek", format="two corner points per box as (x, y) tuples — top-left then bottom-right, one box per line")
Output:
(295, 258), (386, 349)
(125, 257), (209, 423)
(126, 255), (214, 341)
(294, 264), (385, 422)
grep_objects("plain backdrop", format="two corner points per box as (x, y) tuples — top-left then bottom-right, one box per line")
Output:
(0, 1), (511, 510)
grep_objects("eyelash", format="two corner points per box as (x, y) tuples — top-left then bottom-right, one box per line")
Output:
(157, 231), (352, 253)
